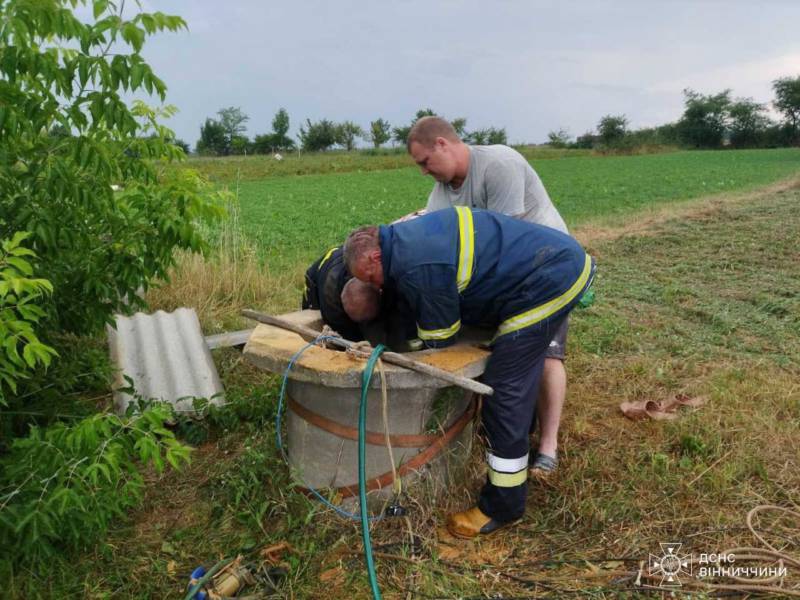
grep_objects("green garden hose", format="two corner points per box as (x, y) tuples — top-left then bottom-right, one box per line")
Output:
(359, 344), (386, 600)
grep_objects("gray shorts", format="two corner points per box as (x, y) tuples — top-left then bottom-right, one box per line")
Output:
(545, 317), (569, 360)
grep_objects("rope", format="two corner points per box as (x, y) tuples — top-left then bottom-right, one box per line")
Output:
(635, 503), (800, 595)
(378, 357), (401, 497)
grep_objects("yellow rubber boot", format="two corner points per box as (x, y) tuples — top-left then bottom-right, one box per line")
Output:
(446, 507), (509, 539)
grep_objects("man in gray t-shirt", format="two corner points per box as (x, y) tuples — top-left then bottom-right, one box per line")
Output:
(426, 144), (568, 234)
(407, 116), (571, 477)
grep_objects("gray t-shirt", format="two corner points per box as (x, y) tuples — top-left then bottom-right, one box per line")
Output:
(425, 145), (568, 233)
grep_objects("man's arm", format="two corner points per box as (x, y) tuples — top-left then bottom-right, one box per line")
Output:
(397, 265), (461, 349)
(425, 185), (452, 212)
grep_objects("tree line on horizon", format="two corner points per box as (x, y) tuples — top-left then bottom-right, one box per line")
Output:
(192, 107), (508, 156)
(190, 75), (800, 157)
(551, 76), (800, 151)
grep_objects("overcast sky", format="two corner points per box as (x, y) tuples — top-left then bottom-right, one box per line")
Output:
(132, 1), (800, 147)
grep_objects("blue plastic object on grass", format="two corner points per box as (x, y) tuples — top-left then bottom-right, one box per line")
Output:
(188, 566), (207, 600)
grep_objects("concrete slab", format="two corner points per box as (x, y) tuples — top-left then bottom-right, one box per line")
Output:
(244, 310), (490, 389)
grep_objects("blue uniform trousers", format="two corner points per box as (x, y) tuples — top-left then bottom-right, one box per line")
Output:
(477, 313), (568, 523)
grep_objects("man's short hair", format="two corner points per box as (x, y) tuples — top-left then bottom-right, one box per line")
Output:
(342, 225), (379, 272)
(407, 116), (460, 151)
(341, 278), (381, 322)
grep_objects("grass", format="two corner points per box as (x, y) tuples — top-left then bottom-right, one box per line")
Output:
(12, 170), (800, 598)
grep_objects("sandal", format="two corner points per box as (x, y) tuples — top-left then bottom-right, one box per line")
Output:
(529, 453), (558, 477)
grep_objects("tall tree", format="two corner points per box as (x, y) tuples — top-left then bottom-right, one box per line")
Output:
(270, 107), (294, 149)
(486, 127), (507, 145)
(466, 129), (488, 145)
(196, 118), (226, 155)
(217, 106), (249, 154)
(677, 89), (731, 148)
(334, 121), (364, 151)
(272, 107), (290, 138)
(368, 118), (392, 148)
(728, 98), (771, 148)
(597, 114), (628, 147)
(451, 117), (468, 139)
(299, 118), (337, 151)
(772, 76), (800, 143)
(392, 125), (411, 145)
(252, 108), (295, 153)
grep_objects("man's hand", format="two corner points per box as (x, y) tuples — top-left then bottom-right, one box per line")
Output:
(391, 209), (428, 224)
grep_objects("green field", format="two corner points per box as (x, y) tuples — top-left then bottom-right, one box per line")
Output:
(227, 148), (800, 271)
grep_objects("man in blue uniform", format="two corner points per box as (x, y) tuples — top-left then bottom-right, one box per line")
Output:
(342, 207), (594, 538)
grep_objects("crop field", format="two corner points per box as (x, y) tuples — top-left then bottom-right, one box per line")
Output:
(25, 167), (799, 599)
(228, 148), (800, 267)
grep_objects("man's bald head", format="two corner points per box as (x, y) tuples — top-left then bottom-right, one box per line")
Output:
(407, 116), (461, 152)
(341, 278), (381, 322)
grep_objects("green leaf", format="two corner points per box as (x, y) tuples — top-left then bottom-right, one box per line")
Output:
(130, 62), (144, 89)
(9, 246), (35, 258)
(121, 23), (145, 52)
(78, 58), (89, 87)
(93, 0), (109, 19)
(6, 257), (33, 276)
(22, 344), (37, 368)
(165, 447), (180, 470)
(9, 231), (31, 248)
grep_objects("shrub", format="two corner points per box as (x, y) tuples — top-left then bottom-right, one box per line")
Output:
(0, 0), (224, 334)
(547, 129), (572, 148)
(299, 118), (337, 151)
(0, 403), (190, 563)
(0, 0), (216, 565)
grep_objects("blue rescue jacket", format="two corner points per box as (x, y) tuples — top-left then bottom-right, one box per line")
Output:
(378, 207), (594, 347)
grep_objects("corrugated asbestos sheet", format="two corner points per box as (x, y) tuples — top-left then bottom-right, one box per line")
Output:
(107, 308), (225, 415)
